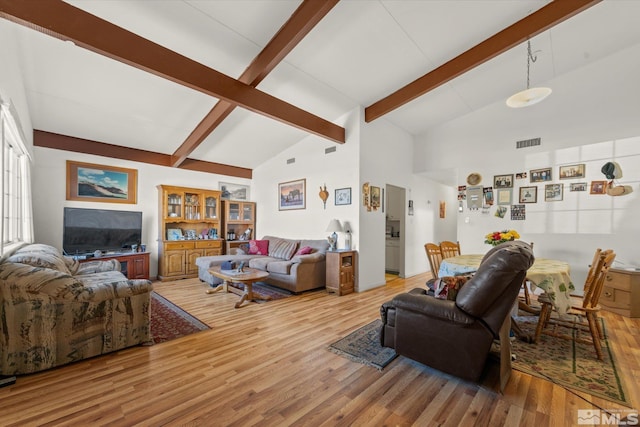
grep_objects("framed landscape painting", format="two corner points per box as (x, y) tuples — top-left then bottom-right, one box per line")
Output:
(66, 160), (137, 204)
(279, 179), (306, 210)
(219, 182), (250, 201)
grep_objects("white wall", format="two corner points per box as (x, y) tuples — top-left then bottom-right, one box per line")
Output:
(252, 107), (455, 292)
(252, 109), (361, 254)
(359, 114), (456, 290)
(0, 23), (33, 149)
(414, 42), (640, 292)
(32, 147), (251, 278)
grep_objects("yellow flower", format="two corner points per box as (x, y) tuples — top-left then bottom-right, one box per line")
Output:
(484, 230), (520, 246)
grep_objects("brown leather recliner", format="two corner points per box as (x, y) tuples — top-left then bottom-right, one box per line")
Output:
(380, 241), (534, 382)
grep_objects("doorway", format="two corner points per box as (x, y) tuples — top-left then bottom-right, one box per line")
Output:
(385, 184), (405, 278)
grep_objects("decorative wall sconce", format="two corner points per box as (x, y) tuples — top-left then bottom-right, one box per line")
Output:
(319, 184), (329, 209)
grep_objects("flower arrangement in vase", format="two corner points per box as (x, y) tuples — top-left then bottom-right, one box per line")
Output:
(484, 230), (520, 246)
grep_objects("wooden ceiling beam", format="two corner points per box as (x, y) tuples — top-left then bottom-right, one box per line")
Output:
(171, 0), (340, 167)
(365, 0), (602, 123)
(34, 130), (252, 179)
(0, 0), (345, 146)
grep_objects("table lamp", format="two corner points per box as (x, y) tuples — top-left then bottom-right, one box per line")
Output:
(326, 219), (342, 251)
(343, 221), (352, 250)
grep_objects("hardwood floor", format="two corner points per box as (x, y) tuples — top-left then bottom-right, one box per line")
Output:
(1, 273), (638, 426)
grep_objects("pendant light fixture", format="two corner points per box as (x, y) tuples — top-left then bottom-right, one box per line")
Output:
(506, 40), (552, 108)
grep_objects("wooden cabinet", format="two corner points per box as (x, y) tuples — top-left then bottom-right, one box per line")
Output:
(600, 268), (640, 317)
(326, 250), (356, 296)
(157, 185), (223, 281)
(80, 252), (150, 280)
(221, 201), (256, 254)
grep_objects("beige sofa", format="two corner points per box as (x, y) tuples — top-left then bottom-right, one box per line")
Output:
(196, 236), (329, 293)
(0, 243), (153, 375)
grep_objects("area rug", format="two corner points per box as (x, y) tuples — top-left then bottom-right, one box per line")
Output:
(329, 317), (630, 407)
(328, 319), (397, 370)
(511, 316), (630, 407)
(226, 281), (293, 302)
(150, 292), (210, 344)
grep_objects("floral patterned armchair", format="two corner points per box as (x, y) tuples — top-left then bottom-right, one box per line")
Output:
(0, 244), (153, 375)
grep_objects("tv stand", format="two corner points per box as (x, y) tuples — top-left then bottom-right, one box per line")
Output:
(79, 251), (150, 280)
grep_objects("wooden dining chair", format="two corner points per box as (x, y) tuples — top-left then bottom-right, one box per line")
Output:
(439, 240), (461, 259)
(533, 250), (616, 360)
(424, 243), (443, 287)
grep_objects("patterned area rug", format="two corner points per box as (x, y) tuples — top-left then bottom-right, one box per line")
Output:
(328, 319), (397, 370)
(150, 292), (210, 344)
(329, 316), (630, 407)
(511, 315), (630, 407)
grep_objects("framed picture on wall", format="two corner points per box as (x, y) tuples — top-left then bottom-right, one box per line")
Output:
(219, 182), (250, 200)
(496, 188), (512, 205)
(545, 183), (563, 201)
(66, 160), (137, 204)
(278, 178), (306, 210)
(370, 186), (381, 209)
(335, 187), (351, 205)
(493, 174), (514, 188)
(570, 182), (587, 192)
(590, 180), (607, 195)
(519, 186), (537, 203)
(530, 167), (552, 183)
(559, 164), (586, 179)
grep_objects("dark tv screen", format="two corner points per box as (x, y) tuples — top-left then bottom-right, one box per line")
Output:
(63, 207), (142, 255)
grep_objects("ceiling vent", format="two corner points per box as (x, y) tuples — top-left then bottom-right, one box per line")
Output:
(286, 158), (295, 164)
(325, 146), (337, 154)
(516, 137), (541, 149)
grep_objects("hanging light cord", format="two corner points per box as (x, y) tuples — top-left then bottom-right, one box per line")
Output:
(526, 40), (538, 90)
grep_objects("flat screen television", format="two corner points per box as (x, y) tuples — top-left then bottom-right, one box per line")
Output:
(63, 207), (142, 255)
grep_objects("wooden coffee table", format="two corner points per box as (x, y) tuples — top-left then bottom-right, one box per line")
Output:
(206, 266), (269, 308)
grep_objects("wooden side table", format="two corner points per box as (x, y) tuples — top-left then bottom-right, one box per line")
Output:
(326, 250), (356, 296)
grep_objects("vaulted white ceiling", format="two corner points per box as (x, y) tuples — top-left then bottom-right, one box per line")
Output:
(4, 0), (640, 174)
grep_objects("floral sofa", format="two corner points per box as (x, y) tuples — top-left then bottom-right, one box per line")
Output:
(195, 236), (329, 293)
(0, 243), (153, 375)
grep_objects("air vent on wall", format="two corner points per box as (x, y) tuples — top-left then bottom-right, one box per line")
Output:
(325, 146), (336, 154)
(516, 137), (541, 149)
(287, 158), (295, 164)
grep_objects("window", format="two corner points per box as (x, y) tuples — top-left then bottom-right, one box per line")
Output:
(0, 98), (33, 253)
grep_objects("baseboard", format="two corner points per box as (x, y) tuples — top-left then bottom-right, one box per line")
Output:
(0, 375), (16, 388)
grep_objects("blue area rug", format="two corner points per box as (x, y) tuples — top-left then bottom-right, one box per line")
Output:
(328, 319), (397, 370)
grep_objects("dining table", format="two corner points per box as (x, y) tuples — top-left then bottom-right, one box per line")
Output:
(438, 254), (575, 315)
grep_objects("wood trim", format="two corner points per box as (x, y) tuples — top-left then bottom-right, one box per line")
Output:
(34, 130), (252, 179)
(365, 0), (602, 122)
(171, 0), (341, 167)
(0, 0), (345, 145)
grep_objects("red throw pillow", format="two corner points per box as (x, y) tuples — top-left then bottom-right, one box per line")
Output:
(248, 239), (269, 255)
(295, 246), (313, 256)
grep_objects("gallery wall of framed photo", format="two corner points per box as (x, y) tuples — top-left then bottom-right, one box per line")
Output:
(458, 157), (636, 225)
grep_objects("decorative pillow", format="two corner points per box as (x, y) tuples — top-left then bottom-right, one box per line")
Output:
(248, 239), (269, 255)
(295, 246), (313, 256)
(269, 239), (298, 260)
(433, 275), (471, 301)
